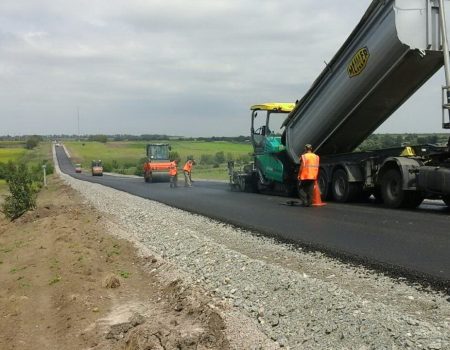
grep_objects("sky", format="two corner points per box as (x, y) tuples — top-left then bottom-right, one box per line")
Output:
(1, 0), (450, 137)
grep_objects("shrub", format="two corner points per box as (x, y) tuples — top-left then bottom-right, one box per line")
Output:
(134, 157), (148, 176)
(25, 137), (40, 150)
(1, 162), (37, 220)
(0, 162), (6, 179)
(215, 151), (225, 164)
(200, 154), (214, 165)
(237, 154), (251, 164)
(102, 162), (113, 172)
(169, 151), (180, 162)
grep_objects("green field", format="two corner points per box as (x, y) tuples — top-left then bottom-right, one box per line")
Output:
(0, 148), (27, 163)
(0, 142), (53, 193)
(65, 140), (253, 180)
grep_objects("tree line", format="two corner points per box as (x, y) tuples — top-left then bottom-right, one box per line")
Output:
(355, 133), (449, 151)
(1, 133), (449, 149)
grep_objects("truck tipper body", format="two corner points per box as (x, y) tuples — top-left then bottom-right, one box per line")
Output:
(230, 0), (450, 208)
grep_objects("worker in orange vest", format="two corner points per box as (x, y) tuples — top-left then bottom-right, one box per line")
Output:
(183, 159), (194, 187)
(169, 160), (178, 188)
(298, 144), (320, 207)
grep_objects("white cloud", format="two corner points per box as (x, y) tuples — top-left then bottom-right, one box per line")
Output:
(0, 0), (448, 136)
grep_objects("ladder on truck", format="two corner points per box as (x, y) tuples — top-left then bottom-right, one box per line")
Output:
(440, 0), (450, 128)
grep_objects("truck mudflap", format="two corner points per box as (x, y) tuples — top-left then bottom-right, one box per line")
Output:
(417, 166), (450, 195)
(378, 157), (423, 190)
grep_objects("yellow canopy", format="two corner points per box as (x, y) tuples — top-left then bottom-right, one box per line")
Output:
(250, 103), (295, 113)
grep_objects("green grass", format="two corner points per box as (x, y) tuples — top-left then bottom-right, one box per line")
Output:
(0, 141), (26, 148)
(0, 179), (6, 193)
(0, 148), (26, 163)
(118, 270), (130, 279)
(0, 142), (52, 173)
(20, 142), (52, 169)
(65, 140), (252, 180)
(49, 276), (61, 285)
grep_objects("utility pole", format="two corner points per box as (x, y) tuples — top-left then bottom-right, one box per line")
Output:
(42, 164), (47, 187)
(77, 106), (80, 141)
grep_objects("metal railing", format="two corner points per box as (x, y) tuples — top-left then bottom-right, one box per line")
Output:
(442, 86), (450, 128)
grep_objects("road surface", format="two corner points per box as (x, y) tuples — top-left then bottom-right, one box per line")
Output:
(55, 146), (450, 289)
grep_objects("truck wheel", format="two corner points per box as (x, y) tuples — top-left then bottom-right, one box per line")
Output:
(381, 169), (404, 208)
(381, 169), (423, 208)
(331, 169), (360, 202)
(318, 172), (329, 200)
(443, 196), (450, 207)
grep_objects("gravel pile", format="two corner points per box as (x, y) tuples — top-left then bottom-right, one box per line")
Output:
(54, 148), (450, 349)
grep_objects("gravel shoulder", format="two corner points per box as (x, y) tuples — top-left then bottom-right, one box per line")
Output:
(54, 146), (450, 349)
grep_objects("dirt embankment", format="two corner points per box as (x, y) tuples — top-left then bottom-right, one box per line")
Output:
(0, 177), (271, 349)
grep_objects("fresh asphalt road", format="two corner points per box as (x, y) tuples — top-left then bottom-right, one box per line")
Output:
(56, 147), (450, 288)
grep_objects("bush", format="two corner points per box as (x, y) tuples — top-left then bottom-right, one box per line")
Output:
(169, 151), (180, 162)
(102, 162), (113, 172)
(43, 161), (54, 175)
(200, 154), (214, 165)
(25, 137), (39, 149)
(215, 151), (225, 164)
(134, 157), (148, 176)
(25, 136), (41, 150)
(0, 162), (6, 179)
(237, 154), (251, 164)
(28, 161), (54, 183)
(1, 162), (37, 220)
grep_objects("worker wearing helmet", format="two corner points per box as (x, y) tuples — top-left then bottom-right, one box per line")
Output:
(298, 144), (320, 207)
(169, 160), (178, 188)
(183, 159), (194, 187)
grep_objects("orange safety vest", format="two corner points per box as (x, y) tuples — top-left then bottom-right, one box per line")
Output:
(169, 162), (177, 176)
(298, 152), (320, 180)
(183, 160), (193, 173)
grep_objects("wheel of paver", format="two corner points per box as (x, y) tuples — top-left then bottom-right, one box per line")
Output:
(238, 176), (246, 192)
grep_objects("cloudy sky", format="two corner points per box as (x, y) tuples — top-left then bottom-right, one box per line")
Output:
(1, 0), (450, 136)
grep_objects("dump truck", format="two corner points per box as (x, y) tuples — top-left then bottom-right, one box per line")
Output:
(91, 160), (103, 176)
(230, 0), (450, 209)
(143, 143), (172, 182)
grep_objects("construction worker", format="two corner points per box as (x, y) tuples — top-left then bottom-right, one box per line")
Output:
(169, 160), (178, 188)
(183, 159), (194, 187)
(298, 144), (320, 207)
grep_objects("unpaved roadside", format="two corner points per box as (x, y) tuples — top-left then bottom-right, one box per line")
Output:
(0, 177), (274, 350)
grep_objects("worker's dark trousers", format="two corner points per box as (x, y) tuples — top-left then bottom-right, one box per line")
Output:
(170, 174), (178, 188)
(184, 171), (192, 187)
(299, 180), (315, 206)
